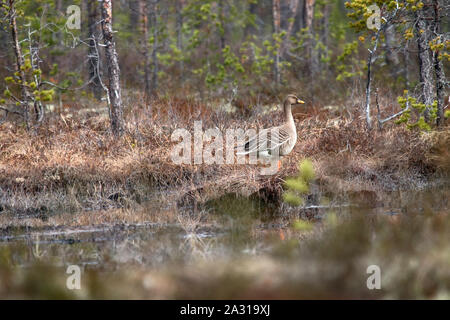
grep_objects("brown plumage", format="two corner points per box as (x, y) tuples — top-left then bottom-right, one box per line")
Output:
(237, 94), (305, 159)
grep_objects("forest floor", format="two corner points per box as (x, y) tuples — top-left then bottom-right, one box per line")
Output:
(0, 94), (448, 221)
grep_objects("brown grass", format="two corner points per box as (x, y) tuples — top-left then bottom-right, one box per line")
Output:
(0, 94), (448, 216)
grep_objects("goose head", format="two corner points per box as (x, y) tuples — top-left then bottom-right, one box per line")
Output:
(283, 94), (305, 121)
(285, 94), (305, 106)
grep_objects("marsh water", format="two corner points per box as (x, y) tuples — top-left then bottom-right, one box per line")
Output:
(1, 187), (448, 272)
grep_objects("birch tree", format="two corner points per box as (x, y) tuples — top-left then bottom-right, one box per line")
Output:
(101, 0), (124, 136)
(6, 0), (31, 128)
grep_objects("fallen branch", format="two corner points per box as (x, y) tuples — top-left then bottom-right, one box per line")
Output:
(379, 102), (410, 125)
(376, 91), (410, 130)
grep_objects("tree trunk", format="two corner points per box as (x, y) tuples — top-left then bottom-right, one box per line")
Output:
(286, 0), (300, 38)
(150, 0), (159, 96)
(140, 0), (151, 100)
(101, 0), (124, 136)
(304, 0), (318, 76)
(304, 0), (314, 31)
(8, 0), (30, 129)
(432, 0), (445, 126)
(365, 49), (374, 130)
(364, 25), (384, 131)
(0, 21), (8, 54)
(293, 0), (305, 33)
(218, 0), (226, 50)
(129, 0), (141, 32)
(54, 0), (64, 47)
(87, 0), (103, 100)
(414, 9), (434, 122)
(244, 1), (257, 37)
(272, 0), (281, 87)
(280, 0), (300, 56)
(319, 2), (330, 71)
(176, 0), (184, 75)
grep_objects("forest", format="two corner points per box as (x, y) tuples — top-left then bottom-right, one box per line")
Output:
(0, 0), (448, 299)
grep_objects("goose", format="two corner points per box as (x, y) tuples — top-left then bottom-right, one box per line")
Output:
(236, 94), (305, 168)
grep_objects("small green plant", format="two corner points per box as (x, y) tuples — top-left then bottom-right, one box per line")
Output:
(292, 219), (313, 231)
(283, 159), (315, 207)
(444, 110), (450, 119)
(284, 159), (317, 232)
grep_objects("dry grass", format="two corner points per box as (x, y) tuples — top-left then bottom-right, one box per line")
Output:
(0, 94), (448, 216)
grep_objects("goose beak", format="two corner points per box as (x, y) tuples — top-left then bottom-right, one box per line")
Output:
(297, 99), (305, 104)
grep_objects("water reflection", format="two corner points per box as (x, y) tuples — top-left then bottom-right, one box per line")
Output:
(0, 186), (448, 298)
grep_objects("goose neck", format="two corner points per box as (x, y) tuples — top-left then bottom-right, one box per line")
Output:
(283, 101), (294, 123)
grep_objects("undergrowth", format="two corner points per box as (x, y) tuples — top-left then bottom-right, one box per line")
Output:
(0, 93), (448, 215)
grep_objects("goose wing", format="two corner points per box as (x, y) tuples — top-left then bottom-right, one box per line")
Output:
(235, 126), (291, 155)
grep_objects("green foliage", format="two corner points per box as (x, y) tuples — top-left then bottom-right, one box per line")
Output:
(336, 41), (364, 81)
(292, 219), (313, 231)
(345, 0), (407, 33)
(340, 0), (424, 85)
(1, 57), (54, 106)
(0, 0), (68, 113)
(395, 91), (438, 131)
(285, 178), (309, 194)
(283, 191), (304, 206)
(298, 159), (315, 182)
(283, 159), (316, 207)
(429, 36), (450, 62)
(0, 0), (443, 108)
(205, 45), (245, 88)
(444, 110), (450, 119)
(248, 41), (273, 76)
(175, 0), (275, 95)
